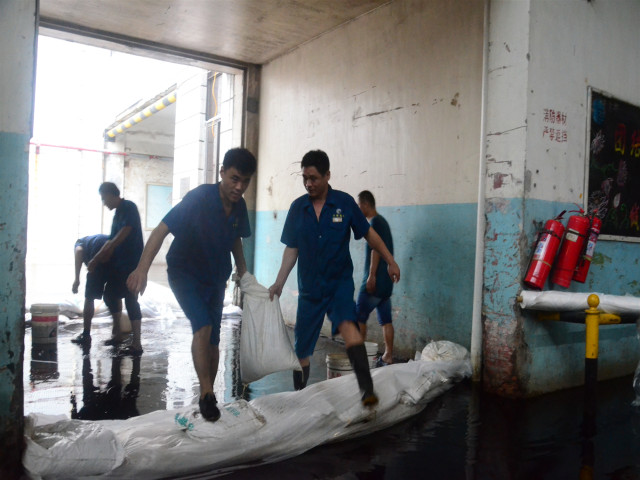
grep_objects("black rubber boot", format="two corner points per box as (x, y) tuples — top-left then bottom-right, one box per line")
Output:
(347, 344), (379, 407)
(293, 365), (310, 390)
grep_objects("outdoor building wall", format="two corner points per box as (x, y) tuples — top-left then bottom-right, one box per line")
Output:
(172, 71), (237, 204)
(172, 71), (208, 203)
(123, 155), (174, 263)
(0, 0), (37, 473)
(254, 0), (484, 358)
(483, 0), (640, 396)
(108, 117), (176, 265)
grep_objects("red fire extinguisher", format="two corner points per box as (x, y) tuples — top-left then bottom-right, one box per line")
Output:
(551, 211), (590, 288)
(573, 214), (602, 283)
(523, 212), (566, 290)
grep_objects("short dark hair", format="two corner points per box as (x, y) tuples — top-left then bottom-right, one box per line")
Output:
(98, 182), (120, 197)
(301, 150), (330, 175)
(222, 148), (257, 175)
(358, 190), (376, 208)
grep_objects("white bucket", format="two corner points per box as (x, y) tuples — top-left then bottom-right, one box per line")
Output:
(326, 353), (353, 379)
(365, 341), (378, 368)
(31, 303), (59, 345)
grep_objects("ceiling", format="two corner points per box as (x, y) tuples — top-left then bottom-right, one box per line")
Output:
(39, 0), (391, 67)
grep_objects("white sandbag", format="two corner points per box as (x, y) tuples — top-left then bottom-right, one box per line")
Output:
(519, 290), (640, 315)
(23, 347), (471, 479)
(239, 273), (301, 383)
(421, 340), (470, 363)
(174, 400), (266, 440)
(22, 414), (124, 478)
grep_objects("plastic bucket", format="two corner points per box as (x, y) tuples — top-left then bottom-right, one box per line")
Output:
(326, 353), (353, 379)
(31, 303), (59, 345)
(365, 342), (378, 368)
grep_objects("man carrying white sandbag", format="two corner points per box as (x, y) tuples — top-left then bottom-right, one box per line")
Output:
(269, 150), (400, 407)
(127, 148), (257, 422)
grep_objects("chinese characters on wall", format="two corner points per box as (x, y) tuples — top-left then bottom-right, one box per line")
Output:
(542, 108), (568, 143)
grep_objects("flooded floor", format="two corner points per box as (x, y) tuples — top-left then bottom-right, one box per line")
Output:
(24, 309), (640, 479)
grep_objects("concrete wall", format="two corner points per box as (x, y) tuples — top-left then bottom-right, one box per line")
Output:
(0, 0), (37, 474)
(106, 110), (176, 265)
(172, 71), (237, 203)
(254, 0), (484, 358)
(173, 71), (208, 201)
(483, 0), (640, 396)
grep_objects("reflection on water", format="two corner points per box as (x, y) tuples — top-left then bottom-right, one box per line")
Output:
(24, 314), (640, 479)
(30, 344), (59, 381)
(71, 352), (140, 421)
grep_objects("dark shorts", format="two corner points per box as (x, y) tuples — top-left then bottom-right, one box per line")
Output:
(168, 269), (226, 346)
(85, 266), (106, 300)
(355, 290), (392, 326)
(104, 268), (132, 300)
(295, 278), (356, 359)
(103, 266), (142, 321)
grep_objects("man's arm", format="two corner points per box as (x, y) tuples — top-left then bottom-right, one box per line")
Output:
(364, 228), (400, 283)
(231, 237), (248, 280)
(72, 246), (83, 294)
(126, 222), (170, 295)
(268, 246), (299, 300)
(366, 249), (381, 294)
(87, 226), (132, 272)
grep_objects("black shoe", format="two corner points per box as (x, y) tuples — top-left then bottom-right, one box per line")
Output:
(119, 345), (144, 357)
(199, 393), (221, 422)
(71, 332), (91, 345)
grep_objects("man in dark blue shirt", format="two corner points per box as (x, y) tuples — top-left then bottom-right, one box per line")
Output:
(88, 182), (144, 355)
(356, 191), (395, 367)
(71, 234), (114, 345)
(127, 148), (257, 422)
(269, 150), (400, 407)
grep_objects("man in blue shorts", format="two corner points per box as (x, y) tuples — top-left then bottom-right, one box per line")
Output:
(127, 148), (257, 422)
(71, 234), (114, 345)
(88, 182), (144, 355)
(356, 191), (395, 367)
(268, 150), (400, 407)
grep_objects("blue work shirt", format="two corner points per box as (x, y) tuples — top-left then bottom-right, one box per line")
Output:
(281, 186), (370, 300)
(75, 234), (110, 265)
(163, 183), (250, 289)
(360, 214), (394, 298)
(110, 199), (143, 273)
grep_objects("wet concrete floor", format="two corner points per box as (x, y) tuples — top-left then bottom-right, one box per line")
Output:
(24, 309), (640, 479)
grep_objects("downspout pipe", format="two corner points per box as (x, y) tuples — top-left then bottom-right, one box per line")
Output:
(470, 0), (490, 382)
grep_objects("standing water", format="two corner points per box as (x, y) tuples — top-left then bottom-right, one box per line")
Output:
(24, 310), (640, 479)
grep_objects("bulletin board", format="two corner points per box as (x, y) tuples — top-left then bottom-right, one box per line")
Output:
(586, 88), (640, 242)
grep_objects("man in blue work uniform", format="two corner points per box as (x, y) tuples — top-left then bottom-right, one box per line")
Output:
(71, 234), (116, 345)
(127, 148), (257, 422)
(356, 190), (395, 367)
(88, 182), (144, 355)
(269, 150), (400, 407)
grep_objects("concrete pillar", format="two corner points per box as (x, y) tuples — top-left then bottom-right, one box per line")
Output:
(0, 0), (37, 475)
(242, 64), (260, 273)
(481, 0), (531, 397)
